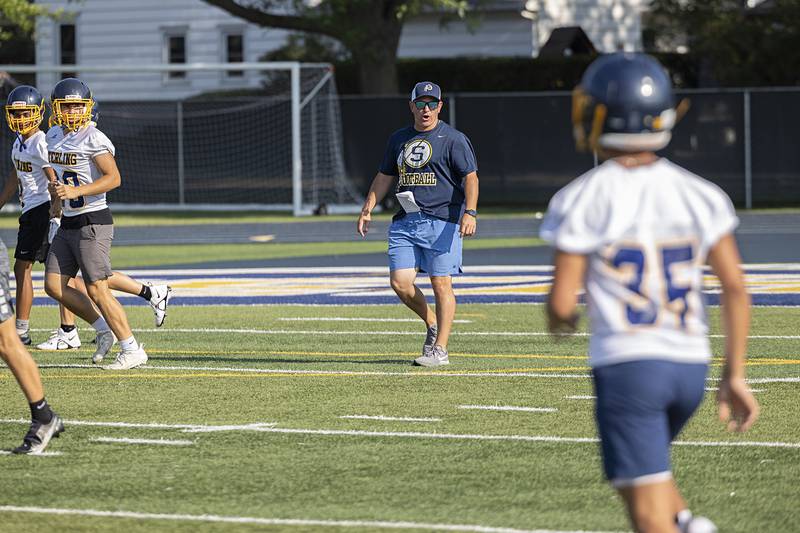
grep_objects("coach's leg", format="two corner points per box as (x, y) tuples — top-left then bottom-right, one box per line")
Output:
(430, 275), (455, 349)
(390, 268), (436, 327)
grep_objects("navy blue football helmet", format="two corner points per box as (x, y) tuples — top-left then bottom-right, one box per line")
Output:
(91, 98), (99, 123)
(5, 85), (45, 134)
(572, 53), (685, 153)
(51, 77), (94, 131)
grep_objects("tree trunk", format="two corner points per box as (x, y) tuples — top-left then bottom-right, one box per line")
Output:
(352, 46), (401, 95)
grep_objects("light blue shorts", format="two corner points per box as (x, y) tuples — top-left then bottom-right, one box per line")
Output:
(388, 212), (463, 276)
(592, 360), (708, 488)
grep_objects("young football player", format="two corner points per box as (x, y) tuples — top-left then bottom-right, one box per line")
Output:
(44, 77), (150, 370)
(1, 85), (64, 453)
(1, 87), (171, 350)
(37, 96), (171, 351)
(541, 54), (759, 533)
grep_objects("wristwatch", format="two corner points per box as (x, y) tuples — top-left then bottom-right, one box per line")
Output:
(464, 209), (478, 218)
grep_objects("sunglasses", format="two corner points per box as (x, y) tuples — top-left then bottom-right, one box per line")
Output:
(414, 100), (439, 111)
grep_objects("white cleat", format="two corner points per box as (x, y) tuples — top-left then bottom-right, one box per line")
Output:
(149, 284), (172, 327)
(104, 344), (148, 370)
(92, 330), (116, 364)
(36, 327), (82, 351)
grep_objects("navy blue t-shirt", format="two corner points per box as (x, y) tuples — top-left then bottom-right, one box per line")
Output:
(379, 121), (477, 223)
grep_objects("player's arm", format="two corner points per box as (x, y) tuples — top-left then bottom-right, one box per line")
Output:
(0, 173), (19, 209)
(52, 152), (120, 200)
(546, 249), (586, 334)
(44, 167), (62, 218)
(459, 171), (479, 237)
(707, 233), (759, 432)
(357, 172), (396, 237)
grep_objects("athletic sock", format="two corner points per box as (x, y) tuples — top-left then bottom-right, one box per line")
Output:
(60, 324), (76, 333)
(91, 317), (110, 332)
(16, 319), (29, 335)
(29, 398), (53, 425)
(119, 336), (138, 351)
(138, 285), (152, 301)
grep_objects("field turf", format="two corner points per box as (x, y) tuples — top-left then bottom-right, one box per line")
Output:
(0, 303), (797, 532)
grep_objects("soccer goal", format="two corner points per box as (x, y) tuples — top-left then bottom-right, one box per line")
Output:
(0, 62), (363, 216)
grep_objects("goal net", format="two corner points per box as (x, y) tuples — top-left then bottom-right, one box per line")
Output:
(0, 62), (362, 216)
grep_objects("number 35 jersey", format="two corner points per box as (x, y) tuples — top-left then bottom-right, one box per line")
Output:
(46, 123), (115, 217)
(540, 158), (738, 368)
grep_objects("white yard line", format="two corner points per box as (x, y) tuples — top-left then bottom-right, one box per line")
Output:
(0, 505), (620, 533)
(0, 418), (796, 449)
(90, 437), (194, 446)
(0, 418), (275, 433)
(459, 405), (558, 413)
(248, 427), (800, 449)
(340, 415), (441, 423)
(0, 451), (62, 456)
(28, 327), (800, 340)
(279, 318), (472, 323)
(705, 387), (764, 393)
(565, 396), (596, 400)
(35, 363), (594, 379)
(32, 364), (800, 384)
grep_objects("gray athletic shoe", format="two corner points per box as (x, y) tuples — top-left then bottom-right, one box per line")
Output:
(92, 330), (115, 364)
(413, 345), (449, 367)
(104, 344), (148, 370)
(12, 413), (64, 454)
(421, 324), (438, 357)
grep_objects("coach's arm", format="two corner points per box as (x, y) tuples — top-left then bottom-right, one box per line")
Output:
(357, 172), (396, 237)
(51, 153), (121, 201)
(460, 171), (479, 237)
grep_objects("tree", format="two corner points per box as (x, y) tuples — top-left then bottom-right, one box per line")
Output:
(0, 0), (66, 44)
(647, 0), (800, 86)
(201, 0), (481, 94)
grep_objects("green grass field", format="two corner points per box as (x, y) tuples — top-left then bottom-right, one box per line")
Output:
(0, 303), (798, 532)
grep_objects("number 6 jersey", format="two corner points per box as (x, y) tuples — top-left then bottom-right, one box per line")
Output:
(46, 123), (115, 218)
(540, 158), (738, 368)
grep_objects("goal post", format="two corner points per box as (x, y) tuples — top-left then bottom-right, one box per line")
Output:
(0, 62), (363, 216)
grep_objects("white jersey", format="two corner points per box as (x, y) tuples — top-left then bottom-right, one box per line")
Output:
(540, 158), (738, 368)
(11, 131), (51, 213)
(46, 123), (115, 217)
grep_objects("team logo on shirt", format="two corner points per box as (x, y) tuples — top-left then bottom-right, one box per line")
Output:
(13, 158), (32, 173)
(401, 139), (433, 169)
(49, 152), (78, 165)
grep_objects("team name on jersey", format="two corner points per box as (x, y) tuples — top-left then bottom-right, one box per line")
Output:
(399, 172), (437, 186)
(49, 152), (78, 165)
(14, 158), (32, 172)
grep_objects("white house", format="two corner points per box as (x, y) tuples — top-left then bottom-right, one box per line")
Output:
(32, 0), (649, 101)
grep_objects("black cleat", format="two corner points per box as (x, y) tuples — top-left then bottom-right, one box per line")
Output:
(12, 413), (65, 454)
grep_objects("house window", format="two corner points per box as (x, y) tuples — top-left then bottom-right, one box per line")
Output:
(59, 24), (76, 79)
(225, 33), (244, 77)
(166, 33), (186, 80)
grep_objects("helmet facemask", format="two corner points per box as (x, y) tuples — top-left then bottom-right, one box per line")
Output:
(4, 101), (44, 135)
(52, 97), (93, 131)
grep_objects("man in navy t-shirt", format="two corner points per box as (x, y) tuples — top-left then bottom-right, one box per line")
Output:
(357, 81), (479, 367)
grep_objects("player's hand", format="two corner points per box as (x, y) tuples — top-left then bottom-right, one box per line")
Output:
(357, 210), (371, 237)
(53, 181), (79, 200)
(717, 376), (759, 432)
(460, 213), (476, 237)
